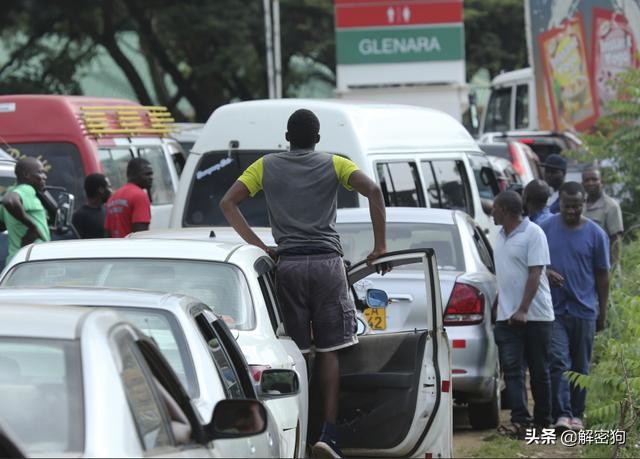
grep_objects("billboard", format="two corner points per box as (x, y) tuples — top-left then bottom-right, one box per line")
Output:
(335, 0), (465, 90)
(527, 0), (640, 131)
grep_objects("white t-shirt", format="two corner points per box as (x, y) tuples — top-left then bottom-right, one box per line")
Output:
(494, 218), (554, 322)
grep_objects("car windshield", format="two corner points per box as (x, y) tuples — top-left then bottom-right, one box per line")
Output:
(336, 221), (463, 271)
(0, 337), (83, 454)
(3, 259), (256, 330)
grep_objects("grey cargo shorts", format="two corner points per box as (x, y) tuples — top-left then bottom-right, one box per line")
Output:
(275, 253), (358, 353)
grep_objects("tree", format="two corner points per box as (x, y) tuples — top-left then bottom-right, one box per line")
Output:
(464, 0), (527, 80)
(579, 68), (640, 230)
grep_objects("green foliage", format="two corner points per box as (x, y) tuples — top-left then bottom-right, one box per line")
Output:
(469, 435), (522, 458)
(464, 0), (527, 80)
(579, 67), (640, 230)
(565, 236), (640, 457)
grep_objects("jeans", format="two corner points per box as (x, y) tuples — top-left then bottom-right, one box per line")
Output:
(494, 320), (553, 425)
(550, 315), (596, 420)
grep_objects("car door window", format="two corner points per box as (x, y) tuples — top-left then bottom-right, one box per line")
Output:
(137, 146), (175, 205)
(193, 307), (256, 398)
(193, 313), (245, 399)
(376, 161), (424, 207)
(515, 84), (529, 129)
(113, 330), (174, 451)
(424, 159), (473, 215)
(484, 86), (512, 132)
(467, 154), (498, 199)
(99, 147), (132, 191)
(258, 268), (287, 336)
(468, 221), (494, 273)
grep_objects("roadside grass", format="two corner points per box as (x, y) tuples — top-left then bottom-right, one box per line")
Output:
(465, 434), (521, 457)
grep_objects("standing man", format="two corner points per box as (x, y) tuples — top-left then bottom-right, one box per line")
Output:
(72, 173), (112, 238)
(582, 167), (623, 276)
(0, 157), (50, 263)
(492, 191), (554, 437)
(523, 179), (552, 225)
(104, 158), (153, 238)
(220, 109), (387, 459)
(539, 182), (609, 432)
(543, 154), (567, 214)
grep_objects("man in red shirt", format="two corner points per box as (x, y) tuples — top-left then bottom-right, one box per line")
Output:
(104, 158), (153, 238)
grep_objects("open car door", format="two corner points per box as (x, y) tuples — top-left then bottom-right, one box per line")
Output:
(337, 249), (452, 458)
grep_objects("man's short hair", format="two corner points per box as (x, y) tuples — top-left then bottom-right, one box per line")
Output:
(495, 190), (523, 216)
(127, 157), (151, 178)
(524, 179), (550, 206)
(559, 181), (585, 197)
(14, 156), (40, 180)
(84, 173), (108, 198)
(287, 109), (320, 148)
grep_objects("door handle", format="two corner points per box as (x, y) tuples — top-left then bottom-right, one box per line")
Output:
(389, 294), (413, 303)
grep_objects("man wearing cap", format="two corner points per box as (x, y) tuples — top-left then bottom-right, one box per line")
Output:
(543, 154), (567, 214)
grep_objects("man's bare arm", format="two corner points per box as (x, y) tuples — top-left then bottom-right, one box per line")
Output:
(609, 232), (621, 271)
(3, 192), (43, 244)
(220, 181), (271, 254)
(510, 265), (543, 324)
(348, 171), (387, 261)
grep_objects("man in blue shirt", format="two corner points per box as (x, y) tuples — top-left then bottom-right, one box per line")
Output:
(540, 182), (610, 432)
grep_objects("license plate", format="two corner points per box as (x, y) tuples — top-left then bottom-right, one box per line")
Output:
(363, 307), (386, 330)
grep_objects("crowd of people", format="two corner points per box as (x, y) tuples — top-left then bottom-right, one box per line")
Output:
(493, 153), (623, 438)
(0, 155), (154, 265)
(0, 113), (625, 456)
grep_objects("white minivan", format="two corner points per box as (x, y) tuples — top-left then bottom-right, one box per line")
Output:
(170, 99), (500, 243)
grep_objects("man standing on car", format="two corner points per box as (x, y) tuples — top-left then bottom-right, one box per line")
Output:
(492, 191), (554, 437)
(104, 158), (153, 238)
(220, 109), (387, 459)
(543, 154), (567, 214)
(73, 173), (113, 238)
(582, 167), (623, 278)
(0, 157), (50, 263)
(539, 182), (609, 432)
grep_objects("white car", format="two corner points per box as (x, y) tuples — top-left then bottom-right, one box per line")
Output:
(0, 239), (308, 458)
(130, 230), (454, 457)
(0, 300), (269, 457)
(0, 287), (287, 457)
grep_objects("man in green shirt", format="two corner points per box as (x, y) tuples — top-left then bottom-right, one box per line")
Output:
(0, 157), (50, 263)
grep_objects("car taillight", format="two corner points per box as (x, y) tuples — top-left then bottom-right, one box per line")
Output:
(444, 283), (484, 325)
(509, 142), (525, 177)
(249, 364), (271, 382)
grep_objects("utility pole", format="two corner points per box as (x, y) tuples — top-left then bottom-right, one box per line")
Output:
(273, 0), (282, 98)
(263, 0), (282, 99)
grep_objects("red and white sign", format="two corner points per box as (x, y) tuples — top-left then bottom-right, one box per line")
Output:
(335, 1), (462, 28)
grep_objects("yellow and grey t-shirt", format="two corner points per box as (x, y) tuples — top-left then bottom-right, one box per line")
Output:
(238, 150), (358, 254)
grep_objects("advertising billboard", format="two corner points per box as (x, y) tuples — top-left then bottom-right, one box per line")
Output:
(527, 0), (640, 131)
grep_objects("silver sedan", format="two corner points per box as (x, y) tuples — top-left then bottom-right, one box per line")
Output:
(0, 298), (270, 457)
(335, 207), (501, 430)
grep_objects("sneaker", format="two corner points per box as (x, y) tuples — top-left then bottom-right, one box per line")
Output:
(312, 437), (342, 459)
(570, 417), (584, 431)
(554, 416), (572, 431)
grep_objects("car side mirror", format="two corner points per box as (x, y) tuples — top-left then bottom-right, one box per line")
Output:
(207, 399), (267, 439)
(366, 288), (388, 308)
(259, 369), (299, 398)
(55, 191), (75, 233)
(480, 166), (501, 196)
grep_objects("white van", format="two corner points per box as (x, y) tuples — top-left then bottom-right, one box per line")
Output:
(480, 68), (537, 134)
(170, 99), (500, 243)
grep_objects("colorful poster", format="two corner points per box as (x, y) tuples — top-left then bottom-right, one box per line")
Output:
(526, 0), (640, 132)
(591, 8), (638, 110)
(539, 14), (598, 132)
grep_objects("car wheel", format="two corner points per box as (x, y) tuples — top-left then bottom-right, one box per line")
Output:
(468, 375), (501, 430)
